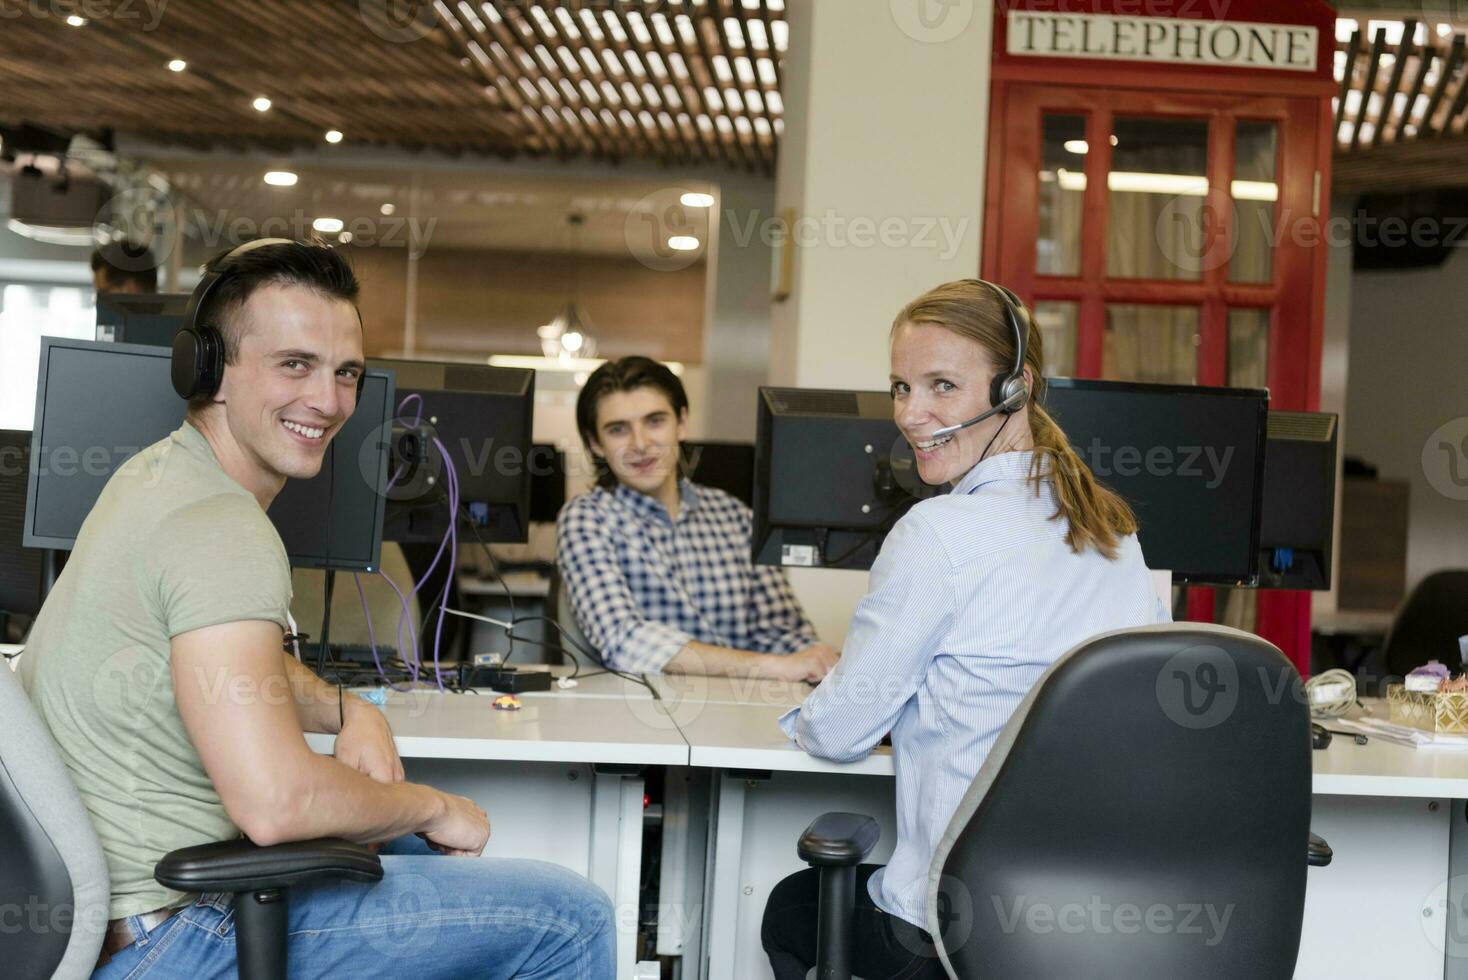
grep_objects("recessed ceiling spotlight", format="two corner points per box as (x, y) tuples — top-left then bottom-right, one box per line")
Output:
(312, 217), (345, 234)
(168, 59), (187, 72)
(324, 130), (343, 144)
(680, 192), (715, 208)
(380, 203), (396, 216)
(263, 171), (298, 187)
(668, 236), (700, 251)
(65, 15), (86, 27)
(252, 96), (272, 112)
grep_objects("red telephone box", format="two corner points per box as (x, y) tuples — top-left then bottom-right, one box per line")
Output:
(983, 0), (1338, 673)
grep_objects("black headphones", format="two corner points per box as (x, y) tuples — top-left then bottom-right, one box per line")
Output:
(926, 279), (1033, 441)
(172, 238), (366, 404)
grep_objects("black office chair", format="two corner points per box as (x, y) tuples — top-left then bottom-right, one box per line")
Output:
(1382, 570), (1468, 679)
(1, 661), (383, 979)
(796, 623), (1333, 980)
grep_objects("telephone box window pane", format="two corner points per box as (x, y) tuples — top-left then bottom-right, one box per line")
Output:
(1107, 117), (1209, 281)
(1102, 303), (1199, 384)
(1230, 121), (1279, 285)
(1033, 300), (1078, 377)
(1228, 308), (1270, 389)
(1038, 114), (1086, 277)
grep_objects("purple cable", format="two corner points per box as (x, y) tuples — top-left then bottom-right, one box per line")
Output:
(377, 565), (422, 682)
(352, 572), (412, 692)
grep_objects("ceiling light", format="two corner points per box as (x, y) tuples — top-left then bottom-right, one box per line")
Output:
(668, 235), (700, 251)
(1063, 139), (1088, 154)
(560, 330), (585, 353)
(263, 171), (298, 186)
(324, 129), (343, 144)
(252, 97), (272, 112)
(380, 203), (396, 216)
(680, 191), (715, 208)
(338, 231), (354, 244)
(312, 217), (345, 234)
(168, 59), (187, 72)
(65, 14), (86, 26)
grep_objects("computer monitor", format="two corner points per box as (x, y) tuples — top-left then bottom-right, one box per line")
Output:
(753, 387), (936, 571)
(23, 337), (397, 572)
(685, 440), (755, 507)
(1257, 411), (1338, 591)
(94, 293), (190, 346)
(1041, 378), (1269, 586)
(368, 358), (535, 544)
(527, 444), (567, 524)
(0, 429), (44, 618)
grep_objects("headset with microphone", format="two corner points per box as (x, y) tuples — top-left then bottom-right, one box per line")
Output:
(171, 238), (364, 401)
(925, 279), (1032, 441)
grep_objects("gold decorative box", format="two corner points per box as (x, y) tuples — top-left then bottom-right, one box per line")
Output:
(1387, 684), (1468, 734)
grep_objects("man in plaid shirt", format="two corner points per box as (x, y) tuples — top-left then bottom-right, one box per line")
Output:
(556, 357), (839, 679)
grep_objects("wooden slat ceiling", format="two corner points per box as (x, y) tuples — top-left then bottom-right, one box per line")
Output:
(0, 0), (787, 174)
(1334, 15), (1468, 191)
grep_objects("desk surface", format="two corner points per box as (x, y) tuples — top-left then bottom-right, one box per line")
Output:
(306, 684), (687, 765)
(313, 680), (1468, 798)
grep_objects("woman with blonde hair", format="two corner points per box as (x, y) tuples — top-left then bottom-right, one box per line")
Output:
(762, 279), (1170, 979)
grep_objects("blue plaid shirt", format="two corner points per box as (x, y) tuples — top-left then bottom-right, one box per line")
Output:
(556, 479), (817, 673)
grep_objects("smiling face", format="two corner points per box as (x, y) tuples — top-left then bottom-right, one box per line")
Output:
(890, 321), (1013, 486)
(211, 283), (365, 488)
(589, 385), (688, 499)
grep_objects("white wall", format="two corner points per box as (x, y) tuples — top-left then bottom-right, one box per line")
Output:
(1345, 244), (1468, 590)
(701, 175), (778, 441)
(772, 0), (994, 643)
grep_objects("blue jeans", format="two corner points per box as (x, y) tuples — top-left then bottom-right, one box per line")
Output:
(92, 835), (616, 979)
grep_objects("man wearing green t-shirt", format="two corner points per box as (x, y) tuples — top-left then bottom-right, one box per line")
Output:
(23, 240), (614, 977)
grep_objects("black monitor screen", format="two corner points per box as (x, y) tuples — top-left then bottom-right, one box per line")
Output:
(1257, 411), (1337, 591)
(0, 429), (44, 616)
(685, 441), (755, 507)
(527, 444), (567, 524)
(1042, 378), (1269, 585)
(24, 340), (186, 548)
(753, 387), (936, 571)
(95, 292), (190, 347)
(24, 338), (395, 572)
(369, 358), (535, 545)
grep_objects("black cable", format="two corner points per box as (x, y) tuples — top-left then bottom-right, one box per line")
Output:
(459, 505), (517, 665)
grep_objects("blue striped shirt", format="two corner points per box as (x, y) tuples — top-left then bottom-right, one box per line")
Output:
(780, 450), (1170, 929)
(557, 479), (817, 673)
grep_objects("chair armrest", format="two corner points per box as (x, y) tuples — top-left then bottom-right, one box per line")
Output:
(798, 812), (880, 868)
(155, 838), (384, 893)
(1308, 832), (1333, 867)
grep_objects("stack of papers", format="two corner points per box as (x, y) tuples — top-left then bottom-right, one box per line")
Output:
(1336, 716), (1468, 750)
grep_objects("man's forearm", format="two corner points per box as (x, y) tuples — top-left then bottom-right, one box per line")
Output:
(665, 641), (778, 678)
(281, 652), (355, 734)
(255, 751), (444, 847)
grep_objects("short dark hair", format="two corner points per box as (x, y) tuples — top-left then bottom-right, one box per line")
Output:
(576, 356), (689, 489)
(91, 241), (159, 292)
(186, 239), (361, 414)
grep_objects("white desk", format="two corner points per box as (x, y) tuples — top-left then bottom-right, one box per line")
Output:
(307, 678), (685, 979)
(681, 696), (1468, 980)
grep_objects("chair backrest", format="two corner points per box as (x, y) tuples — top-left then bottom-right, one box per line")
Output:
(927, 624), (1311, 980)
(0, 660), (111, 980)
(1383, 570), (1468, 678)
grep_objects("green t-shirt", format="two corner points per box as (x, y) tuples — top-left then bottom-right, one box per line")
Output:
(24, 422), (292, 919)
